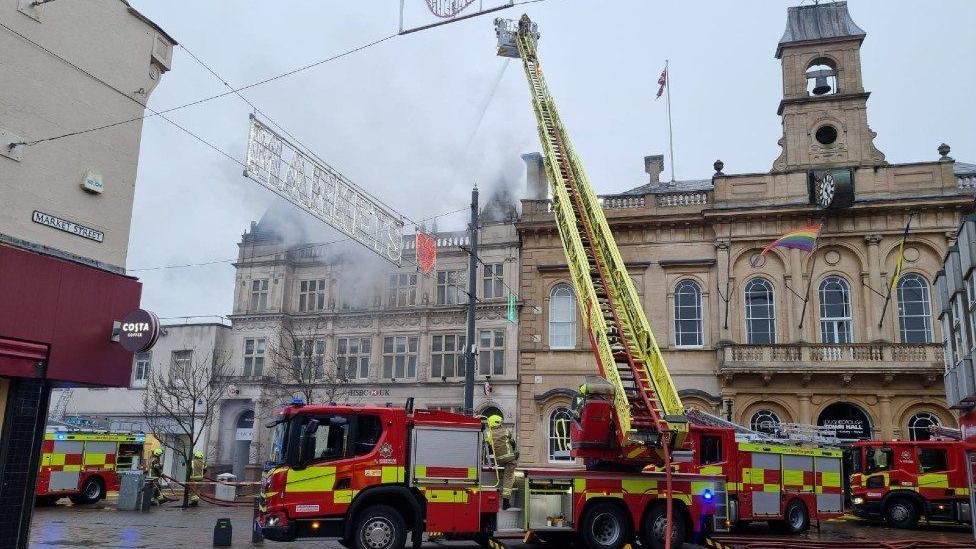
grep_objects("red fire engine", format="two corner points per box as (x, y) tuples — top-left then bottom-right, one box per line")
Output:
(258, 15), (733, 548)
(257, 400), (727, 549)
(679, 420), (844, 533)
(36, 430), (146, 505)
(849, 439), (973, 528)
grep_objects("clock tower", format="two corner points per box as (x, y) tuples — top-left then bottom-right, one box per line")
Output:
(771, 1), (886, 173)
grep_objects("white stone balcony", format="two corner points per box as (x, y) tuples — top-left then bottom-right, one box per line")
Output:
(719, 343), (945, 375)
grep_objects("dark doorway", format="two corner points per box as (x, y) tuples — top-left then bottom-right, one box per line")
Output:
(818, 402), (872, 503)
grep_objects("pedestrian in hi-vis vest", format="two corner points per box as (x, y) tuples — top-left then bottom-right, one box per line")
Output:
(188, 451), (205, 507)
(486, 415), (518, 503)
(149, 448), (170, 505)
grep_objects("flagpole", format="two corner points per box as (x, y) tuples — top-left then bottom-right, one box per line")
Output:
(798, 221), (826, 331)
(878, 212), (914, 329)
(665, 59), (675, 182)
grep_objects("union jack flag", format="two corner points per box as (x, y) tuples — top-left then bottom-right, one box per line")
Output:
(655, 66), (667, 100)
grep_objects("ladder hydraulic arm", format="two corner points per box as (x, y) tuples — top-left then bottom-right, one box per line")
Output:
(496, 16), (686, 463)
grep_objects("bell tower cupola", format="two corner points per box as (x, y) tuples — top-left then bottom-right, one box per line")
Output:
(772, 1), (885, 172)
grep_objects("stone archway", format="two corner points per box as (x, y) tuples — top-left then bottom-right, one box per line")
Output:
(232, 410), (254, 479)
(817, 402), (872, 441)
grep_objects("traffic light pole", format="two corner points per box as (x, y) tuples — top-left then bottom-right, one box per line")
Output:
(464, 185), (479, 415)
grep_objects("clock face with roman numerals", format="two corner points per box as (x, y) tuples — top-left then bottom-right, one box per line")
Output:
(818, 173), (835, 209)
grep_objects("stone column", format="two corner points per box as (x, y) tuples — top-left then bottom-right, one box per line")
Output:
(247, 397), (263, 480)
(864, 235), (885, 341)
(798, 394), (813, 425)
(878, 395), (893, 440)
(789, 248), (806, 342)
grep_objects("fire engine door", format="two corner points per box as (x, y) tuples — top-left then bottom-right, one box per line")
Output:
(749, 452), (781, 515)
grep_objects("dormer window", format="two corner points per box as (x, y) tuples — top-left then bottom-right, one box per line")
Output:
(806, 58), (837, 96)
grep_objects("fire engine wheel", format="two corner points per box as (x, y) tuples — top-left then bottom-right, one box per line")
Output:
(783, 499), (810, 534)
(884, 498), (920, 529)
(641, 504), (687, 549)
(581, 503), (631, 549)
(69, 478), (104, 505)
(353, 505), (407, 549)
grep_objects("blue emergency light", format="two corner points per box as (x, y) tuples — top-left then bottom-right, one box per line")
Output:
(290, 398), (305, 407)
(55, 432), (67, 441)
(703, 489), (714, 502)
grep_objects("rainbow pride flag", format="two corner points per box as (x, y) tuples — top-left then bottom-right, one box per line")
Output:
(754, 224), (822, 264)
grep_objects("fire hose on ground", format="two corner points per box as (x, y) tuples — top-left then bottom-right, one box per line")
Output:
(157, 473), (259, 507)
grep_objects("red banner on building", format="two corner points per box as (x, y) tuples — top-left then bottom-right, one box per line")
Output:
(416, 232), (436, 274)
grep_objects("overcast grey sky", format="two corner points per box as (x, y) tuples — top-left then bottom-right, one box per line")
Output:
(126, 0), (976, 320)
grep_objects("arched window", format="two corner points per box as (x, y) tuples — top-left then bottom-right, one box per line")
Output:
(908, 412), (941, 442)
(819, 276), (853, 344)
(547, 407), (573, 463)
(745, 278), (776, 344)
(750, 410), (781, 435)
(898, 274), (933, 344)
(674, 280), (703, 348)
(549, 284), (576, 349)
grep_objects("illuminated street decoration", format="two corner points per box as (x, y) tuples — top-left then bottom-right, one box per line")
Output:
(244, 115), (405, 265)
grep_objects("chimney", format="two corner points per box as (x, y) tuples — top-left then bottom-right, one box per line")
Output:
(521, 152), (548, 200)
(644, 154), (664, 184)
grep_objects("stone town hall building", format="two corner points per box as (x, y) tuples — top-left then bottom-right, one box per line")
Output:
(515, 2), (975, 465)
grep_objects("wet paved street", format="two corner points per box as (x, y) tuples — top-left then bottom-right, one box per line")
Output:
(29, 496), (976, 548)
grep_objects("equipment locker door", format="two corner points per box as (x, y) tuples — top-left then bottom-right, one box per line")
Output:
(749, 452), (781, 515)
(815, 456), (843, 514)
(48, 440), (84, 491)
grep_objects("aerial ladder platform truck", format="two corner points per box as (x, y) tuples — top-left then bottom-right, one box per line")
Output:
(255, 15), (728, 549)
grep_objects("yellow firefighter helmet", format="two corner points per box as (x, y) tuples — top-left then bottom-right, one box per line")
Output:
(194, 451), (204, 459)
(152, 448), (163, 457)
(488, 415), (503, 428)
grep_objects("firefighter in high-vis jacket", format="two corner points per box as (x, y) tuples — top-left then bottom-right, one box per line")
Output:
(486, 415), (518, 502)
(188, 451), (205, 506)
(149, 448), (169, 504)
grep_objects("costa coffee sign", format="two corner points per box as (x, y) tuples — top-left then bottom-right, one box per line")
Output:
(118, 309), (160, 353)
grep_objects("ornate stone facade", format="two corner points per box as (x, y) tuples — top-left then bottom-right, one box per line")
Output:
(216, 205), (521, 479)
(515, 1), (976, 465)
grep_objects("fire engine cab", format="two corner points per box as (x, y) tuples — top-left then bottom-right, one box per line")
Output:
(36, 429), (145, 505)
(257, 400), (728, 549)
(849, 439), (972, 528)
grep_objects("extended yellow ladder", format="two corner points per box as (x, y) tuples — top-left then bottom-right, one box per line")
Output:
(496, 16), (686, 461)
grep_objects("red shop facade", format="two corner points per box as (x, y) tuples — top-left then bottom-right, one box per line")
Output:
(0, 242), (142, 547)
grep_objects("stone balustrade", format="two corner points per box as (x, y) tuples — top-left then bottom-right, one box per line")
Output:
(656, 191), (710, 207)
(720, 342), (944, 372)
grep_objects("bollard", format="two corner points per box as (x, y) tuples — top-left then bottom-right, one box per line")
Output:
(252, 497), (264, 543)
(213, 518), (233, 547)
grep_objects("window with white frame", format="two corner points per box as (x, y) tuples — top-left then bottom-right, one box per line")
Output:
(243, 338), (266, 377)
(132, 352), (152, 385)
(298, 279), (326, 312)
(383, 335), (418, 379)
(250, 278), (269, 311)
(436, 269), (467, 305)
(548, 407), (573, 462)
(674, 280), (703, 348)
(293, 338), (326, 380)
(171, 350), (193, 377)
(387, 272), (417, 307)
(483, 263), (505, 299)
(819, 276), (853, 344)
(549, 284), (576, 349)
(897, 274), (933, 344)
(745, 278), (776, 344)
(967, 275), (976, 352)
(750, 409), (781, 435)
(431, 334), (466, 379)
(952, 296), (967, 365)
(478, 329), (504, 376)
(337, 337), (370, 380)
(908, 412), (941, 441)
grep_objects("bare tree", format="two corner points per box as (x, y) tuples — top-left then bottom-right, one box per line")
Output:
(142, 348), (231, 508)
(264, 319), (355, 406)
